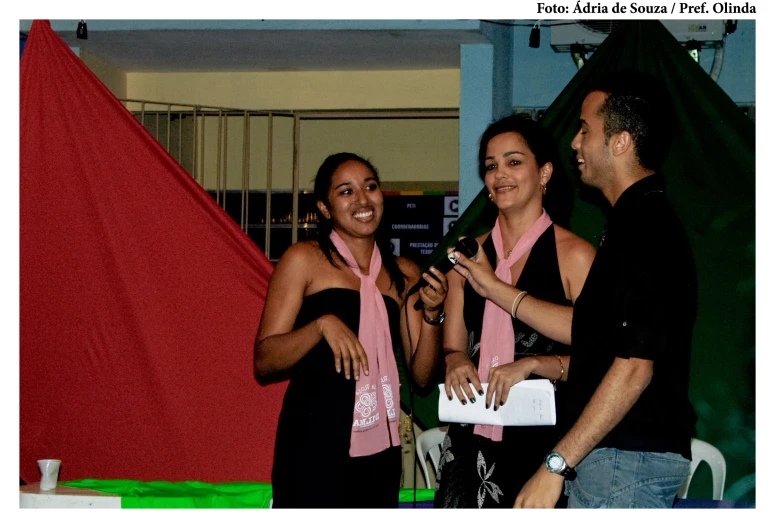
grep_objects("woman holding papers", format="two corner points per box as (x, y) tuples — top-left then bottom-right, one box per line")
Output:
(254, 153), (448, 508)
(434, 116), (595, 508)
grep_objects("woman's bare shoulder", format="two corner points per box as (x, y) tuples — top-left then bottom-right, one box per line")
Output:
(274, 240), (326, 272)
(396, 255), (420, 279)
(283, 239), (321, 258)
(476, 231), (491, 244)
(553, 225), (596, 268)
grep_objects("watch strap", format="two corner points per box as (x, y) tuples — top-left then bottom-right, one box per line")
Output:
(423, 310), (445, 325)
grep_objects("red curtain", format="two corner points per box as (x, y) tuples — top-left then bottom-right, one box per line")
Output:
(20, 20), (286, 483)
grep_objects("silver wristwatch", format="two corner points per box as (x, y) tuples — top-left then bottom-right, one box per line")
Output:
(544, 451), (577, 480)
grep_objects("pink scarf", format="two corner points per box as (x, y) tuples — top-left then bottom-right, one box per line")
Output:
(474, 210), (553, 441)
(330, 231), (401, 457)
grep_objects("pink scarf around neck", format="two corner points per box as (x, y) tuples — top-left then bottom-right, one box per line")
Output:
(329, 231), (400, 457)
(474, 210), (553, 441)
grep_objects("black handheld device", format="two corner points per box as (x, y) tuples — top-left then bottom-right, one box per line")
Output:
(410, 237), (480, 310)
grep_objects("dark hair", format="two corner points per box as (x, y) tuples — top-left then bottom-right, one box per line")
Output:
(589, 71), (672, 171)
(313, 152), (407, 295)
(477, 115), (572, 227)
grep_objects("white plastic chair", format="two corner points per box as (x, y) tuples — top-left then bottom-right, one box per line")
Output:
(677, 438), (727, 500)
(415, 427), (447, 489)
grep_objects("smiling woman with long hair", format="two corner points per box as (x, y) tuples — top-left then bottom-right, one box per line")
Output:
(434, 117), (596, 508)
(254, 153), (448, 508)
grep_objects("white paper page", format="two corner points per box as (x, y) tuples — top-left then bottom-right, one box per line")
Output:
(438, 379), (556, 426)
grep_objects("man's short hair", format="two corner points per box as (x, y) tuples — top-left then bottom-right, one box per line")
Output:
(589, 71), (672, 171)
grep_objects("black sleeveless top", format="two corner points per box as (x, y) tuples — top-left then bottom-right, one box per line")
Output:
(463, 227), (573, 456)
(464, 226), (572, 370)
(434, 226), (573, 509)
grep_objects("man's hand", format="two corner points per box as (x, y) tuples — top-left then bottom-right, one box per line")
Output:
(514, 467), (564, 508)
(448, 245), (498, 299)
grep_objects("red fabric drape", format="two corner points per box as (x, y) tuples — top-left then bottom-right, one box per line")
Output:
(20, 20), (286, 483)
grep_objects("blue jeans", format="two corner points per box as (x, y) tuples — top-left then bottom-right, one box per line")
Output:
(564, 448), (690, 508)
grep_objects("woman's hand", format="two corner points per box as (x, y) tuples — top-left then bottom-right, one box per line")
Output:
(443, 351), (483, 404)
(316, 314), (369, 381)
(449, 245), (499, 299)
(485, 357), (538, 410)
(418, 266), (449, 316)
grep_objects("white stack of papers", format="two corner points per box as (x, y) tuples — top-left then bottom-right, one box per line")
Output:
(438, 379), (556, 426)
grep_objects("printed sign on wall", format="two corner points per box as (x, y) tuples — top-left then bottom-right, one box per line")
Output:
(382, 192), (458, 265)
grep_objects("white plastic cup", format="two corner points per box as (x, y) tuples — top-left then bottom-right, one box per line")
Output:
(37, 459), (61, 491)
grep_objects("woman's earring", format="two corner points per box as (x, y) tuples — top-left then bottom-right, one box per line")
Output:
(540, 183), (547, 195)
(488, 192), (494, 202)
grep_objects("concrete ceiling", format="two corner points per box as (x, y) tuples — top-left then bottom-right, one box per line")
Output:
(28, 21), (492, 72)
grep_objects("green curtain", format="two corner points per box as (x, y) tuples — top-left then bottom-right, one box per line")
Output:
(401, 20), (755, 501)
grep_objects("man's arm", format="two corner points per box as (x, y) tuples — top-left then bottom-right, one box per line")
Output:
(514, 356), (653, 508)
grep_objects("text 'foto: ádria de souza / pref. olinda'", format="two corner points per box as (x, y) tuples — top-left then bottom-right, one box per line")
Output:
(537, 1), (755, 15)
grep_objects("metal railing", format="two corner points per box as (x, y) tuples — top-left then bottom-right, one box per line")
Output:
(122, 99), (458, 259)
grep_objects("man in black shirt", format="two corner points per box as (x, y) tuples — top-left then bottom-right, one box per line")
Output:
(515, 71), (697, 508)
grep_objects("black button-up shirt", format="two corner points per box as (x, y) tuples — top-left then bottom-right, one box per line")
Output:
(565, 175), (697, 459)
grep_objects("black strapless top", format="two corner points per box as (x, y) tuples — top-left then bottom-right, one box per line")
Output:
(273, 288), (402, 463)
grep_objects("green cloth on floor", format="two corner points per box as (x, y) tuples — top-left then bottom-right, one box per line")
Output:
(62, 480), (273, 508)
(398, 488), (435, 503)
(61, 480), (435, 508)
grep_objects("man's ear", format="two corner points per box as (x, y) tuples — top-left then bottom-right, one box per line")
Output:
(316, 200), (331, 220)
(610, 130), (633, 158)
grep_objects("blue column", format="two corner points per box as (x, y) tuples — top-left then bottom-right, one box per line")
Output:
(458, 44), (493, 213)
(481, 22), (514, 121)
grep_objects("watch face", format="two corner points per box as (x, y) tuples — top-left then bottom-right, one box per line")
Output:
(547, 453), (564, 472)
